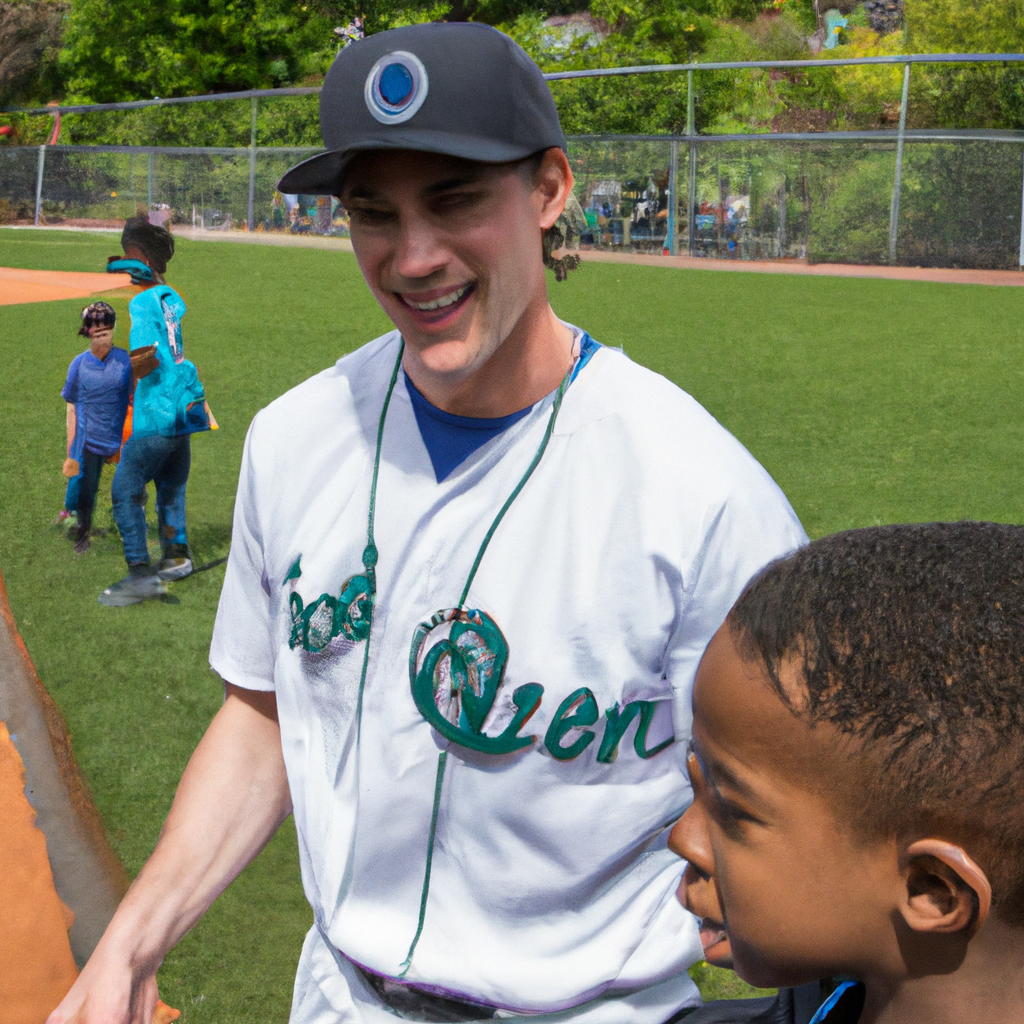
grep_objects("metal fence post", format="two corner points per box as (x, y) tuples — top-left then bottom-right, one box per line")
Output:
(687, 68), (697, 256)
(248, 97), (258, 231)
(667, 140), (679, 255)
(1019, 146), (1024, 268)
(888, 62), (911, 266)
(33, 144), (46, 225)
(147, 151), (153, 211)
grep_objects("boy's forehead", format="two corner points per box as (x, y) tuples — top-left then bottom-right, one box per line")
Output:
(693, 628), (827, 784)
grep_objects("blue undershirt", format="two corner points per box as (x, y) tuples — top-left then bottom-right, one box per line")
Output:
(405, 333), (599, 483)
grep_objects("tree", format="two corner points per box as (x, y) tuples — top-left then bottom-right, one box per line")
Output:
(57, 0), (337, 103)
(905, 0), (1024, 130)
(0, 1), (67, 108)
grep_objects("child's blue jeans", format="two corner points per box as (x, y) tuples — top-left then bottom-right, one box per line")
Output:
(111, 434), (191, 566)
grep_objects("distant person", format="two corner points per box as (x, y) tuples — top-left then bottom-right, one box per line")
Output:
(671, 522), (1024, 1024)
(98, 217), (210, 607)
(60, 302), (132, 555)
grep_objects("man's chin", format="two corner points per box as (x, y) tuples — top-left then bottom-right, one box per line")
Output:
(399, 327), (502, 388)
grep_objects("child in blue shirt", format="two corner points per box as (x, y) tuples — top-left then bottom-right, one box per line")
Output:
(670, 522), (1024, 1024)
(60, 302), (132, 554)
(99, 217), (210, 607)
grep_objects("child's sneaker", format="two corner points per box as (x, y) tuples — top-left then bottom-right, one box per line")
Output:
(53, 510), (73, 527)
(98, 566), (168, 606)
(157, 558), (193, 581)
(73, 528), (91, 555)
(158, 544), (193, 581)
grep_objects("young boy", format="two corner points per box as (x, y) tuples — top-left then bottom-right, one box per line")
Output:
(99, 216), (210, 606)
(670, 521), (1024, 1024)
(60, 302), (132, 554)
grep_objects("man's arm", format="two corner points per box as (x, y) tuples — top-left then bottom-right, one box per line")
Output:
(47, 683), (292, 1024)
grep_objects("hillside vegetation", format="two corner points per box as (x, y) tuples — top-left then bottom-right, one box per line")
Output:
(1, 0), (1022, 143)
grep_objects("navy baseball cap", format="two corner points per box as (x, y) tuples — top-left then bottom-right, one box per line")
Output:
(277, 22), (567, 196)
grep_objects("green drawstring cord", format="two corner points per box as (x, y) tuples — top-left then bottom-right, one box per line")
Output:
(354, 339), (405, 737)
(456, 365), (572, 610)
(398, 750), (448, 976)
(398, 360), (575, 976)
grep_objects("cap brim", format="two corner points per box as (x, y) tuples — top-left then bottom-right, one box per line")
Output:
(277, 132), (558, 196)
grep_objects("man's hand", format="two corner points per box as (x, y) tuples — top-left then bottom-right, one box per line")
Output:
(45, 956), (159, 1024)
(46, 685), (290, 1024)
(130, 346), (159, 380)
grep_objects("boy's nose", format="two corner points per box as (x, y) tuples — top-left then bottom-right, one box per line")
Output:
(668, 803), (714, 881)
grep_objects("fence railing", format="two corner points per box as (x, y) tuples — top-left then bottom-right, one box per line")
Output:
(2, 53), (1024, 268)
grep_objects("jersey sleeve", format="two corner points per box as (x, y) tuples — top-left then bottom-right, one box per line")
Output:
(665, 469), (807, 750)
(61, 355), (80, 404)
(128, 291), (164, 353)
(209, 416), (276, 691)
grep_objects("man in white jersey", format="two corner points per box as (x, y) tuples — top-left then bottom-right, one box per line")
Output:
(50, 23), (806, 1024)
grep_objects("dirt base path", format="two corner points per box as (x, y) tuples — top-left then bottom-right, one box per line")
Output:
(576, 249), (1024, 287)
(4, 225), (1022, 287)
(0, 267), (133, 306)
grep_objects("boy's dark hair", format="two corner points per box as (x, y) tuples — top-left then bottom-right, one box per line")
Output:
(79, 300), (116, 336)
(728, 522), (1024, 926)
(121, 216), (174, 274)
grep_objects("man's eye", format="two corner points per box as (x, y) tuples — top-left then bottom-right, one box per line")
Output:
(434, 192), (482, 212)
(349, 207), (392, 225)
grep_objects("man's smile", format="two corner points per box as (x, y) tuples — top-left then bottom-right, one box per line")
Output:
(399, 283), (473, 311)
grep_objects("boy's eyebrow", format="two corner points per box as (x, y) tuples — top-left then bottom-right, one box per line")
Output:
(692, 740), (760, 802)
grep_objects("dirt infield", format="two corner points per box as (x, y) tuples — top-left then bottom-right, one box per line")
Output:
(122, 229), (1024, 287)
(0, 267), (134, 306)
(4, 224), (1023, 288)
(576, 249), (1024, 287)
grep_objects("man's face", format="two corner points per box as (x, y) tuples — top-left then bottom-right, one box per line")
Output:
(668, 627), (899, 990)
(341, 149), (566, 386)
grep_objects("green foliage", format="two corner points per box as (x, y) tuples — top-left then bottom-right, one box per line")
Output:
(0, 0), (68, 109)
(56, 93), (323, 148)
(57, 0), (338, 104)
(904, 0), (1024, 130)
(806, 148), (892, 264)
(506, 4), (706, 135)
(805, 139), (1024, 269)
(6, 0), (1024, 141)
(907, 0), (1024, 52)
(506, 6), (814, 135)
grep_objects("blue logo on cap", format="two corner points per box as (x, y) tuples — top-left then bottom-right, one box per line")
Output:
(365, 51), (428, 125)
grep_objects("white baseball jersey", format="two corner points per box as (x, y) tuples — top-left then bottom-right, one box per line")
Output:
(210, 327), (806, 1024)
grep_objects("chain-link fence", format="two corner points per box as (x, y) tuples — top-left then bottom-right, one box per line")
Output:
(3, 54), (1023, 268)
(3, 132), (1022, 268)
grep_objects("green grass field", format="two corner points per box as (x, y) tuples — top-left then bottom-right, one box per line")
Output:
(1, 227), (1022, 1019)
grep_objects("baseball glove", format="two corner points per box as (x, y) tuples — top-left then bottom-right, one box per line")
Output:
(62, 458), (80, 478)
(131, 345), (159, 379)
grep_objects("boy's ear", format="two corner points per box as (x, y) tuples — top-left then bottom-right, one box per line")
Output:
(900, 839), (991, 938)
